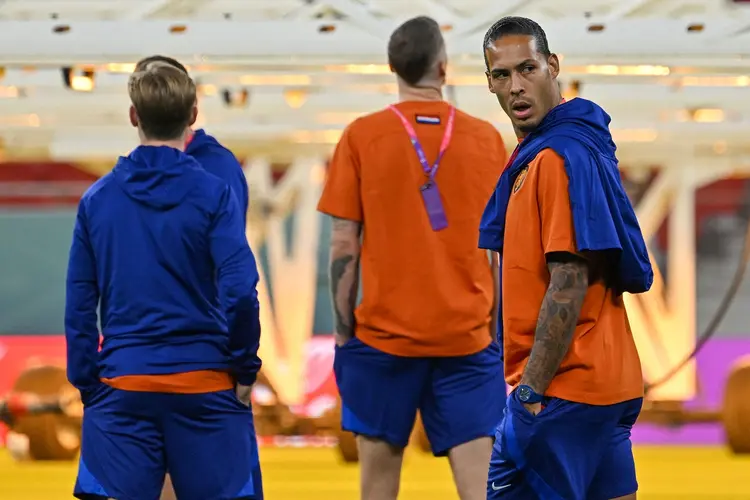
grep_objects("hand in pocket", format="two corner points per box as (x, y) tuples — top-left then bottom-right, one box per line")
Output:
(236, 384), (252, 407)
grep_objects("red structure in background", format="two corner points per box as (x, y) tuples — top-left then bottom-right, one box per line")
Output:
(0, 162), (98, 207)
(0, 161), (746, 247)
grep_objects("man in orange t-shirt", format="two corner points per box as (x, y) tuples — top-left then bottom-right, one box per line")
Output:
(317, 16), (507, 500)
(480, 17), (652, 500)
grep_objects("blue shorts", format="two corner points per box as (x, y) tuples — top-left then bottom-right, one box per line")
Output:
(487, 390), (642, 500)
(334, 337), (505, 456)
(74, 384), (262, 500)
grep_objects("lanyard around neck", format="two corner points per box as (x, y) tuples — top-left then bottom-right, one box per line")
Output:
(389, 105), (456, 181)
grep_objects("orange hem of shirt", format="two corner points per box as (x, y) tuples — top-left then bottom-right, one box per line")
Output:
(356, 325), (494, 358)
(102, 370), (233, 394)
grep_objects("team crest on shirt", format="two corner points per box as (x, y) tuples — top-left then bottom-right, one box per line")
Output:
(513, 167), (529, 193)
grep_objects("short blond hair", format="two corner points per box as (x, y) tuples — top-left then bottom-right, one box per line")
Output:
(128, 61), (196, 141)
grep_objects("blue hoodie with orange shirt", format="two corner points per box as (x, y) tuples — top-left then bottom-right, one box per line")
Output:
(65, 146), (261, 396)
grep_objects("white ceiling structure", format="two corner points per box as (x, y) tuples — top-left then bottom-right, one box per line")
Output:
(1, 0), (750, 167)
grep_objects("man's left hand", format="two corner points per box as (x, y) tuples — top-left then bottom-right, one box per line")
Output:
(523, 402), (542, 416)
(236, 384), (252, 407)
(334, 332), (354, 348)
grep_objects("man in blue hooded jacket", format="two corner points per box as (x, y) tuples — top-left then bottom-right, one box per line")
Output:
(134, 56), (250, 222)
(133, 55), (263, 500)
(480, 17), (652, 500)
(66, 61), (261, 500)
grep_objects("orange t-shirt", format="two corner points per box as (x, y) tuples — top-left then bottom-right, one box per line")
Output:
(317, 101), (507, 357)
(502, 148), (643, 405)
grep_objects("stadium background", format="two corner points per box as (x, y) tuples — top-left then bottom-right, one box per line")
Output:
(1, 0), (750, 498)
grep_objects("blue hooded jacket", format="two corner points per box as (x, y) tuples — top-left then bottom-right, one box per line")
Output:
(65, 146), (261, 392)
(186, 129), (249, 222)
(479, 98), (653, 295)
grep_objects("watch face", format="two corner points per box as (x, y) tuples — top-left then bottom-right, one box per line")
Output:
(518, 386), (531, 402)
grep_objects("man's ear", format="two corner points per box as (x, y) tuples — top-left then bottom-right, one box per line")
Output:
(483, 49), (496, 94)
(437, 59), (447, 81)
(548, 53), (560, 79)
(189, 104), (198, 127)
(485, 72), (495, 94)
(129, 105), (138, 128)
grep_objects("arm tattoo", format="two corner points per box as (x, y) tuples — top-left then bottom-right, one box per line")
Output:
(329, 217), (362, 343)
(331, 255), (355, 337)
(520, 255), (589, 394)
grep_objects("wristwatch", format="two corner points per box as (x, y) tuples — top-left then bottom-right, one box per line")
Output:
(517, 385), (544, 404)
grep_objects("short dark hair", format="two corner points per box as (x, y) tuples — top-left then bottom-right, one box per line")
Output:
(387, 16), (445, 86)
(129, 63), (196, 141)
(483, 17), (551, 71)
(135, 55), (188, 74)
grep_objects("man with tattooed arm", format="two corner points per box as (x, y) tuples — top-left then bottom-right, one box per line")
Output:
(317, 16), (508, 500)
(479, 17), (653, 500)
